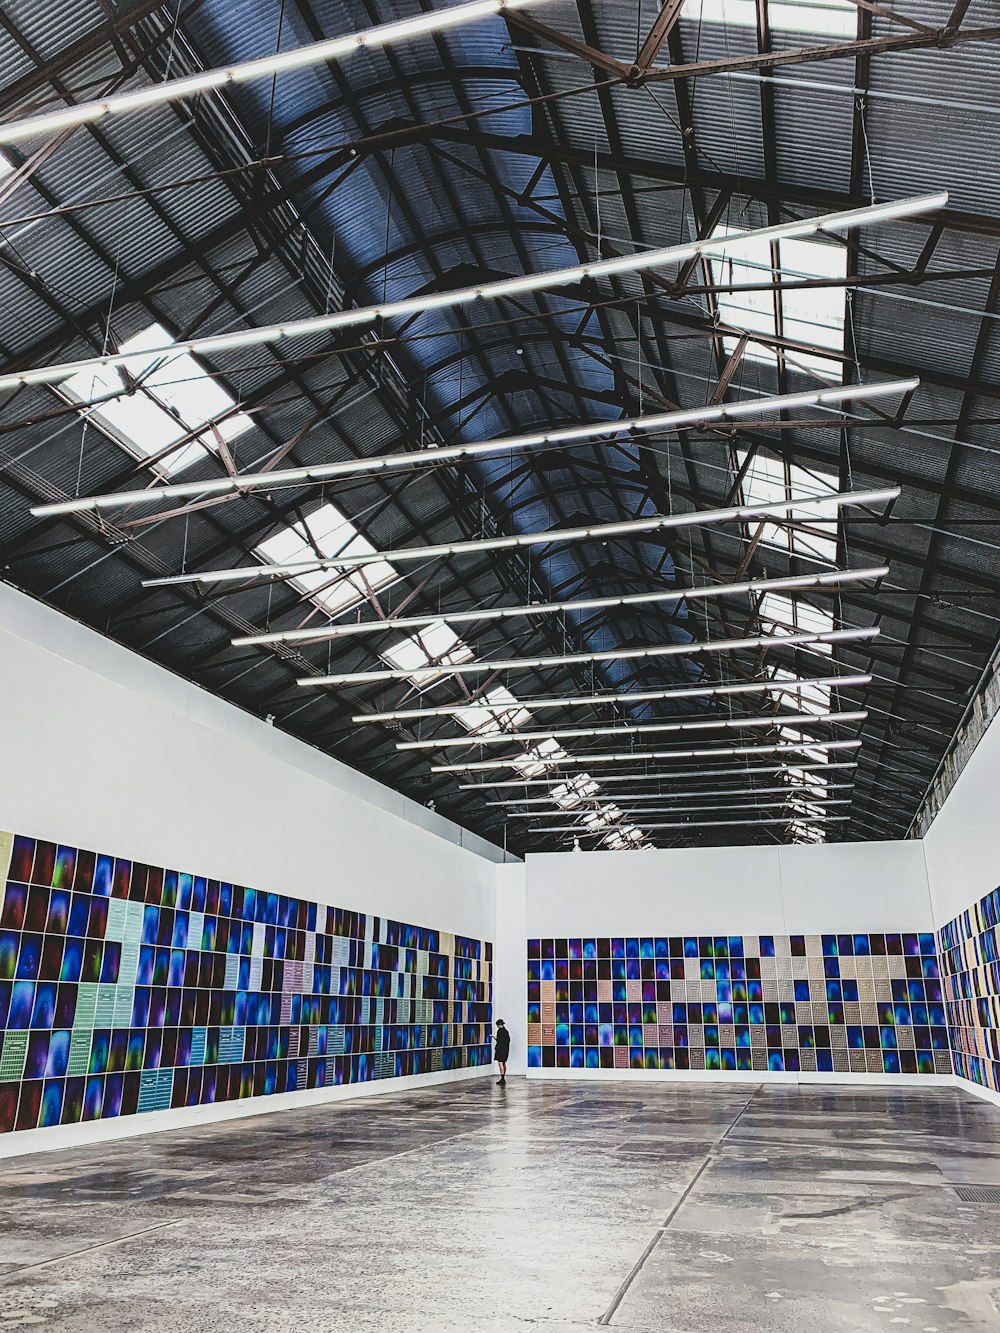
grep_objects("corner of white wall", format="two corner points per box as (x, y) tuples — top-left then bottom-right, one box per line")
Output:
(493, 863), (527, 1076)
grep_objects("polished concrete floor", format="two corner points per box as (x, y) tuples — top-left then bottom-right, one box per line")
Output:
(0, 1079), (999, 1331)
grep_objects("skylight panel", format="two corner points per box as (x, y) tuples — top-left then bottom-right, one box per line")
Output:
(61, 322), (252, 477)
(772, 667), (831, 716)
(381, 619), (474, 685)
(509, 737), (568, 779)
(255, 501), (399, 619)
(682, 0), (856, 40)
(551, 774), (601, 809)
(708, 229), (847, 382)
(453, 686), (531, 737)
(759, 591), (834, 643)
(736, 448), (840, 565)
(0, 153), (12, 179)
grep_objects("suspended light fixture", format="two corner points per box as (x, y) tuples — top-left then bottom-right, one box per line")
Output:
(8, 197), (943, 395)
(235, 568), (887, 648)
(142, 489), (897, 589)
(459, 761), (859, 789)
(432, 738), (862, 773)
(355, 675), (870, 724)
(504, 797), (851, 819)
(0, 1), (553, 147)
(488, 783), (855, 805)
(299, 625), (878, 687)
(30, 382), (918, 519)
(534, 814), (851, 833)
(395, 710), (867, 750)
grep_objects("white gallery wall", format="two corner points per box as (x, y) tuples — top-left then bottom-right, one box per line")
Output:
(487, 838), (940, 1087)
(0, 583), (503, 1154)
(523, 840), (934, 938)
(0, 582), (502, 934)
(923, 706), (1000, 926)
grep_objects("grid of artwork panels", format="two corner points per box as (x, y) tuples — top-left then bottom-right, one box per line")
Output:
(939, 887), (1000, 1094)
(527, 934), (950, 1075)
(0, 831), (492, 1134)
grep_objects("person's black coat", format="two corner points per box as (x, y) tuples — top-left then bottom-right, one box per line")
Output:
(494, 1026), (511, 1061)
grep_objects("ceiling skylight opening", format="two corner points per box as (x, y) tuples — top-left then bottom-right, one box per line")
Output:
(551, 774), (601, 809)
(735, 448), (841, 565)
(60, 322), (253, 477)
(453, 686), (531, 738)
(681, 0), (856, 37)
(772, 667), (831, 717)
(380, 619), (474, 685)
(758, 591), (835, 653)
(707, 227), (847, 383)
(0, 152), (13, 180)
(510, 737), (569, 780)
(255, 501), (400, 619)
(790, 819), (827, 843)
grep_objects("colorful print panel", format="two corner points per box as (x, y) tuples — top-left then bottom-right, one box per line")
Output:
(526, 933), (948, 1075)
(0, 831), (492, 1134)
(939, 888), (1000, 1093)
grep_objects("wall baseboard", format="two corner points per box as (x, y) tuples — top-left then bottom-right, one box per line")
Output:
(0, 1066), (491, 1161)
(953, 1077), (1000, 1110)
(526, 1069), (958, 1090)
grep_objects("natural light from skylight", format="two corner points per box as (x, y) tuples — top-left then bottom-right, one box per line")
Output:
(61, 322), (253, 477)
(759, 590), (835, 652)
(380, 619), (474, 684)
(255, 501), (400, 619)
(736, 448), (840, 564)
(709, 229), (847, 382)
(682, 0), (855, 39)
(453, 686), (531, 737)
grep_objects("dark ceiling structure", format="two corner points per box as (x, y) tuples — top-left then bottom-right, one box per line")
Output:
(1, 0), (999, 855)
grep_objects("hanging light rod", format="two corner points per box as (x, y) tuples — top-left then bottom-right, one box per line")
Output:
(535, 815), (851, 834)
(459, 761), (858, 789)
(300, 625), (879, 687)
(432, 739), (863, 773)
(236, 567), (887, 648)
(396, 710), (867, 750)
(143, 489), (897, 590)
(0, 1), (553, 147)
(9, 195), (943, 399)
(32, 380), (918, 519)
(490, 784), (855, 806)
(506, 797), (852, 820)
(359, 675), (871, 724)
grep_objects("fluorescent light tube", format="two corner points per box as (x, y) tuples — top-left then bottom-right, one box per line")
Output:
(353, 674), (871, 723)
(431, 739), (863, 773)
(459, 761), (859, 788)
(505, 797), (851, 818)
(143, 489), (897, 588)
(490, 784), (855, 805)
(10, 193), (945, 401)
(236, 568), (887, 648)
(31, 382), (917, 519)
(300, 625), (878, 687)
(534, 814), (851, 833)
(0, 1), (550, 146)
(395, 710), (867, 749)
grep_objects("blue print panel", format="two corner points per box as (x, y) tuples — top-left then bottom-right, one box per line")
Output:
(0, 831), (492, 1133)
(526, 933), (947, 1075)
(939, 887), (1000, 1094)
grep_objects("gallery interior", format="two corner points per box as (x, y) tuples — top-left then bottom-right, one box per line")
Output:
(1, 0), (1000, 1328)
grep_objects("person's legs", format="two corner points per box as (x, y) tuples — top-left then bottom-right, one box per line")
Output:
(496, 1061), (506, 1085)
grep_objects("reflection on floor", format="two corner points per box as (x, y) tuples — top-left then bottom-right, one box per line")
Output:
(1, 1080), (999, 1331)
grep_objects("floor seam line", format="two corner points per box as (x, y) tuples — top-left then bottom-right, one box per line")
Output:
(0, 1220), (185, 1286)
(597, 1085), (761, 1327)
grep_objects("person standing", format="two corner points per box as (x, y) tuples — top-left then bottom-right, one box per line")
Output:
(494, 1018), (510, 1085)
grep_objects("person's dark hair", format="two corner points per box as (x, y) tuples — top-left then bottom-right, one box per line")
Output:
(496, 1018), (505, 1027)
